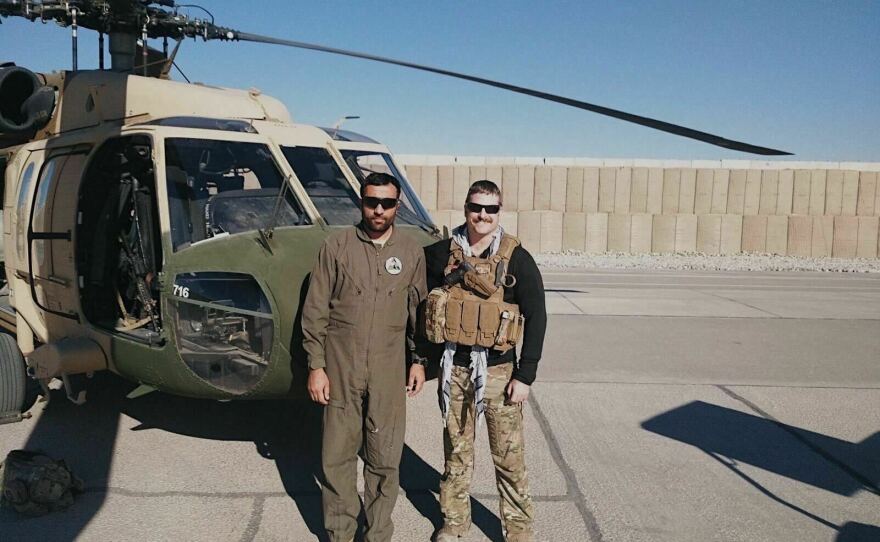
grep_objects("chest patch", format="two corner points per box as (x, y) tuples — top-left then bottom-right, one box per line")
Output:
(385, 256), (403, 275)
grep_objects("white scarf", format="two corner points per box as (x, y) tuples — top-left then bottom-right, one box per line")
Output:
(439, 224), (504, 427)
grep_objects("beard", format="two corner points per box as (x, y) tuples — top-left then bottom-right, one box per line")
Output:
(365, 214), (393, 233)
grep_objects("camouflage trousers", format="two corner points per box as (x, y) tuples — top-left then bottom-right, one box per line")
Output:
(439, 363), (534, 542)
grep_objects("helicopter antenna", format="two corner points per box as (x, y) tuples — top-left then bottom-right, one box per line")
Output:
(70, 6), (78, 72)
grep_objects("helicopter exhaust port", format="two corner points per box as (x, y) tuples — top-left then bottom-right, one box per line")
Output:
(0, 64), (56, 136)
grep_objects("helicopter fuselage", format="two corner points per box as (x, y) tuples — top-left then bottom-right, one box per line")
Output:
(1, 69), (437, 402)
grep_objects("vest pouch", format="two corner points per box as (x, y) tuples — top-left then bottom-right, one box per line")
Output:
(423, 287), (449, 344)
(477, 303), (500, 348)
(458, 297), (480, 346)
(443, 292), (464, 344)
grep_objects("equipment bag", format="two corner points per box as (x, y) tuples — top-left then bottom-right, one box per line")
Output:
(0, 450), (83, 516)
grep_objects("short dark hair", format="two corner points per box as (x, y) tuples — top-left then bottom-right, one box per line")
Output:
(466, 180), (502, 205)
(361, 172), (401, 198)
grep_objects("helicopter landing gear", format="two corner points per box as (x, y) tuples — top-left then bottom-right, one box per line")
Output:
(0, 333), (39, 425)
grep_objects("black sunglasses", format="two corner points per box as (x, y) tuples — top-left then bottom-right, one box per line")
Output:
(465, 202), (501, 214)
(362, 196), (399, 209)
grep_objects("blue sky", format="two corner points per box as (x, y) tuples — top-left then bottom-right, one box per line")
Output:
(1, 1), (878, 160)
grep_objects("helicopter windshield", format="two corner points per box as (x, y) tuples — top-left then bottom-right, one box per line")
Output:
(164, 138), (310, 251)
(280, 146), (362, 226)
(340, 150), (435, 229)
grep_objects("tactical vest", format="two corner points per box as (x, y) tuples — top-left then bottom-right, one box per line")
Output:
(424, 234), (525, 352)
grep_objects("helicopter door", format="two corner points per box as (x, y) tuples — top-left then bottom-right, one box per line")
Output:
(77, 135), (162, 338)
(27, 148), (89, 320)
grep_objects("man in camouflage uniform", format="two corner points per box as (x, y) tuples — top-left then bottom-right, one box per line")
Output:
(423, 181), (547, 542)
(302, 172), (427, 542)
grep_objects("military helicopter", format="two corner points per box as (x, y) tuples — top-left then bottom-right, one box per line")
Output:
(0, 1), (790, 424)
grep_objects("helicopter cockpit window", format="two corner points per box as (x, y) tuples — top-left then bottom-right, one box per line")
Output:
(340, 150), (436, 230)
(280, 146), (362, 226)
(168, 272), (273, 394)
(164, 138), (310, 251)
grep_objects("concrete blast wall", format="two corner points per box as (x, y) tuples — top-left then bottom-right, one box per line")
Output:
(399, 157), (880, 258)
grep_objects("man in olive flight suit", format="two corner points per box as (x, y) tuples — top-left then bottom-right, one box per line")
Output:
(302, 172), (428, 542)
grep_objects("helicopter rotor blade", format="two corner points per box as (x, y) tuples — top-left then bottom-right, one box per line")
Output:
(232, 31), (791, 156)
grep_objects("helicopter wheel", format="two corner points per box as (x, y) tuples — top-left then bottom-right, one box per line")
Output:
(0, 333), (39, 419)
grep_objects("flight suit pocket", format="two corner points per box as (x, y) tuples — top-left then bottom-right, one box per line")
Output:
(477, 304), (500, 348)
(386, 285), (408, 329)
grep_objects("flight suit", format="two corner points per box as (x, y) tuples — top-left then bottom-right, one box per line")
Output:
(302, 224), (426, 542)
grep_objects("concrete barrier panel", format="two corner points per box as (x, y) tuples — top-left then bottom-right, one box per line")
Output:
(565, 167), (585, 212)
(486, 166), (502, 184)
(562, 213), (587, 251)
(856, 217), (879, 258)
(678, 168), (696, 214)
(599, 167), (616, 213)
(694, 169), (713, 215)
(533, 166), (552, 210)
(727, 170), (747, 214)
(630, 167), (649, 213)
(759, 170), (779, 215)
(469, 166), (487, 184)
(455, 166), (475, 205)
(541, 211), (564, 253)
(437, 166), (455, 210)
(857, 171), (877, 216)
(500, 211), (518, 237)
(792, 170), (811, 214)
(430, 210), (457, 234)
(517, 166), (535, 211)
(809, 170), (827, 216)
(614, 167), (632, 214)
(674, 215), (698, 252)
(502, 166), (519, 210)
(586, 213), (608, 253)
(419, 166), (439, 211)
(787, 215), (813, 257)
(876, 172), (880, 218)
(662, 168), (681, 214)
(832, 216), (858, 257)
(776, 170), (794, 215)
(841, 170), (858, 216)
(766, 216), (789, 255)
(742, 215), (768, 253)
(652, 215), (676, 253)
(582, 167), (599, 213)
(711, 169), (730, 214)
(630, 214), (653, 253)
(607, 214), (631, 252)
(811, 216), (834, 257)
(517, 211), (542, 253)
(406, 165), (423, 197)
(720, 214), (743, 255)
(743, 169), (762, 215)
(697, 214), (722, 254)
(824, 169), (843, 215)
(647, 168), (663, 214)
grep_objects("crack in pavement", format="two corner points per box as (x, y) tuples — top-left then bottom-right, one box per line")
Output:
(530, 392), (604, 542)
(239, 496), (266, 542)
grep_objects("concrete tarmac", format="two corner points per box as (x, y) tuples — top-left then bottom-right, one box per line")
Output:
(1, 269), (878, 541)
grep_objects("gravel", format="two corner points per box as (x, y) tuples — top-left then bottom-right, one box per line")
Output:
(535, 251), (880, 273)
